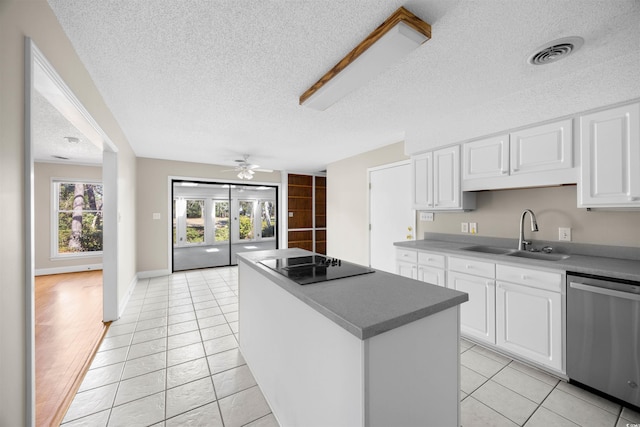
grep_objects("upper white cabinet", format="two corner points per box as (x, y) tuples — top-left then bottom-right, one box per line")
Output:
(462, 119), (576, 191)
(578, 102), (640, 208)
(462, 134), (509, 180)
(412, 145), (476, 211)
(510, 120), (573, 175)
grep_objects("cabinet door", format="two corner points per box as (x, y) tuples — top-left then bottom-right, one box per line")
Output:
(433, 146), (461, 209)
(579, 103), (640, 207)
(397, 260), (417, 279)
(418, 266), (445, 287)
(463, 135), (509, 180)
(510, 119), (573, 175)
(496, 282), (562, 371)
(411, 153), (433, 209)
(448, 271), (495, 344)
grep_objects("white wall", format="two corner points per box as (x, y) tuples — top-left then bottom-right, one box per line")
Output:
(326, 142), (408, 265)
(0, 2), (137, 424)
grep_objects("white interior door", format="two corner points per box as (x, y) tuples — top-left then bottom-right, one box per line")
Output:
(369, 162), (415, 273)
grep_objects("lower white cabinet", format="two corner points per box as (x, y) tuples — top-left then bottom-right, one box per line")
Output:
(396, 248), (446, 286)
(397, 260), (417, 279)
(397, 248), (566, 373)
(449, 271), (495, 344)
(495, 264), (563, 372)
(417, 251), (446, 287)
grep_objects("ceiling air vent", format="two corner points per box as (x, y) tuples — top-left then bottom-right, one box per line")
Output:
(527, 37), (584, 65)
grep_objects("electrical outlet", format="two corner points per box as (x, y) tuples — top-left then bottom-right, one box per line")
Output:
(152, 213), (161, 220)
(559, 227), (571, 241)
(461, 222), (469, 233)
(420, 212), (434, 221)
(470, 222), (478, 234)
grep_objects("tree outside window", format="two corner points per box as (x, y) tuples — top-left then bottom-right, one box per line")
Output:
(55, 181), (103, 255)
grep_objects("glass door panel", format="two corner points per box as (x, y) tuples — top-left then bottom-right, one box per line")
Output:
(185, 199), (205, 244)
(238, 200), (255, 241)
(173, 181), (278, 271)
(214, 200), (230, 243)
(261, 200), (276, 238)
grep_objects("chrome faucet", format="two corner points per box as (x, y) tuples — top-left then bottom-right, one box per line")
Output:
(518, 209), (539, 251)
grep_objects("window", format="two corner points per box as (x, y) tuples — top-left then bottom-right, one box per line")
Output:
(53, 180), (103, 257)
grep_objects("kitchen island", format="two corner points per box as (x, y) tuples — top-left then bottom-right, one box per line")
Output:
(237, 249), (468, 427)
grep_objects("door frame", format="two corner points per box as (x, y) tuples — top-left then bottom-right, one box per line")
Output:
(168, 176), (280, 272)
(25, 38), (119, 426)
(367, 160), (415, 268)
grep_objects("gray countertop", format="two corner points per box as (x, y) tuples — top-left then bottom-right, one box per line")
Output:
(237, 248), (468, 340)
(394, 237), (640, 282)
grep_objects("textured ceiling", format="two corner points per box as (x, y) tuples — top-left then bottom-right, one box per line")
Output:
(32, 90), (103, 164)
(45, 0), (640, 172)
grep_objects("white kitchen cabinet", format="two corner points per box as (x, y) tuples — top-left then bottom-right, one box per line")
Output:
(396, 249), (417, 279)
(396, 249), (445, 285)
(462, 119), (576, 191)
(412, 145), (475, 211)
(449, 271), (495, 344)
(417, 251), (446, 287)
(463, 134), (509, 180)
(510, 119), (573, 175)
(496, 264), (563, 372)
(578, 102), (640, 208)
(411, 152), (433, 209)
(448, 256), (496, 344)
(397, 260), (417, 279)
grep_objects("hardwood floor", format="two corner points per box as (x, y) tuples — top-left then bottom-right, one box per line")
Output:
(35, 271), (108, 427)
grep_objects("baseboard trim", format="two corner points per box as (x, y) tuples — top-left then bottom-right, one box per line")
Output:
(35, 264), (103, 276)
(137, 269), (171, 279)
(118, 274), (139, 319)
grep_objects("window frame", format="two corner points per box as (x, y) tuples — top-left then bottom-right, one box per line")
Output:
(51, 178), (104, 259)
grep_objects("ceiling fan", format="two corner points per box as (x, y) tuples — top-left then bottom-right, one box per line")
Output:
(224, 155), (271, 180)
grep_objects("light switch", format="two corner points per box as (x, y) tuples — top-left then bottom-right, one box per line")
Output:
(420, 212), (434, 221)
(152, 213), (161, 220)
(288, 212), (294, 217)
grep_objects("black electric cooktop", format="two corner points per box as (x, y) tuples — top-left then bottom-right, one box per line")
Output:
(259, 255), (374, 285)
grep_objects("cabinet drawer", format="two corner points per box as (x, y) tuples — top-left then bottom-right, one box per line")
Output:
(396, 249), (417, 263)
(496, 264), (562, 292)
(418, 251), (445, 269)
(448, 256), (495, 278)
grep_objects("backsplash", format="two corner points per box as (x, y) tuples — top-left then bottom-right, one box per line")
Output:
(416, 185), (640, 248)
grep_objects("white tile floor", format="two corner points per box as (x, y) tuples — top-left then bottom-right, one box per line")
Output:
(61, 267), (640, 427)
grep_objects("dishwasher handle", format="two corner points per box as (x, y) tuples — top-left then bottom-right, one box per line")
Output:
(570, 282), (640, 302)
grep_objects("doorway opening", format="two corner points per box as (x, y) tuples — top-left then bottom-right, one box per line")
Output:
(172, 180), (278, 271)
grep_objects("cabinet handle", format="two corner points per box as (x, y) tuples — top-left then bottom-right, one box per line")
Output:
(501, 170), (508, 175)
(466, 264), (472, 269)
(629, 196), (639, 202)
(521, 274), (528, 280)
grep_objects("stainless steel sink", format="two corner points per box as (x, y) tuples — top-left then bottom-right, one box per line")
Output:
(506, 251), (570, 261)
(461, 245), (570, 261)
(461, 245), (515, 255)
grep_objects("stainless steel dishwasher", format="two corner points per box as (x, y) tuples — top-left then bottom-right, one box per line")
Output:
(567, 272), (640, 408)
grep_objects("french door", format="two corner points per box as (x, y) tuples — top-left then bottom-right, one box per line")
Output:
(172, 181), (278, 271)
